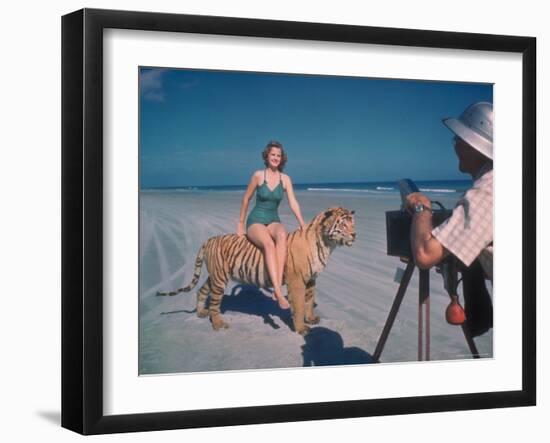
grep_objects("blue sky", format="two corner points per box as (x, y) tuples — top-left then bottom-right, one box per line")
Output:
(139, 67), (492, 188)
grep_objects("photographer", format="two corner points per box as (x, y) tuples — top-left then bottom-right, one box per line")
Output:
(405, 102), (493, 284)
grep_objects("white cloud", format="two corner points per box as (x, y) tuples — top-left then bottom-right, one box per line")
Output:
(140, 69), (166, 102)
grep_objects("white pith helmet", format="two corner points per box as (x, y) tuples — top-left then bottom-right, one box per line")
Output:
(443, 102), (493, 160)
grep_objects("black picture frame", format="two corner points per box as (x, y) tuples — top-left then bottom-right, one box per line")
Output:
(61, 8), (536, 435)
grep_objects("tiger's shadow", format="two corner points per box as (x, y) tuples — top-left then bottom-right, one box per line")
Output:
(220, 284), (294, 331)
(301, 326), (375, 366)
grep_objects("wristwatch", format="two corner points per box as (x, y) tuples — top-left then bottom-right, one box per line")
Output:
(414, 203), (432, 214)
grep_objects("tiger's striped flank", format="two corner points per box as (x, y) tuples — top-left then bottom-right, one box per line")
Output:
(156, 207), (356, 334)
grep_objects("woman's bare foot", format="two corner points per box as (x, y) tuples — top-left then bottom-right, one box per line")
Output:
(264, 287), (289, 309)
(274, 293), (290, 309)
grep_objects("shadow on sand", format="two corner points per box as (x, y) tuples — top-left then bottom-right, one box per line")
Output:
(159, 286), (375, 369)
(160, 284), (293, 330)
(301, 326), (374, 366)
(221, 284), (294, 330)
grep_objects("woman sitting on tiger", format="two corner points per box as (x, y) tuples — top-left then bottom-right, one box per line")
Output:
(237, 140), (306, 310)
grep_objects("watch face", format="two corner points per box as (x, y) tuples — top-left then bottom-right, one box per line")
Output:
(414, 203), (425, 213)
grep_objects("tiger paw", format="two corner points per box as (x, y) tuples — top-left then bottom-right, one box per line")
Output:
(197, 308), (209, 318)
(305, 316), (320, 325)
(210, 315), (229, 330)
(297, 325), (311, 336)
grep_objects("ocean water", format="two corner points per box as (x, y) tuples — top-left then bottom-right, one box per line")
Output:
(143, 179), (472, 198)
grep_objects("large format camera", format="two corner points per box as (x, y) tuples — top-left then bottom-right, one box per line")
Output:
(385, 179), (452, 259)
(376, 179), (491, 361)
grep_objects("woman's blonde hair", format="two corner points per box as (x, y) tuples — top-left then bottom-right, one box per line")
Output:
(262, 140), (287, 171)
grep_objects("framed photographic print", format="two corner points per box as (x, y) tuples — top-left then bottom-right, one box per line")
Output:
(62, 8), (536, 435)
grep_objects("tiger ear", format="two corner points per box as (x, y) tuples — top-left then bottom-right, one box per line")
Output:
(324, 210), (334, 217)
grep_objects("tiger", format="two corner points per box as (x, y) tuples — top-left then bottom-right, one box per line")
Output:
(157, 207), (356, 335)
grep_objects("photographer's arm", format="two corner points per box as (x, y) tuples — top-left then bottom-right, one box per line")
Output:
(406, 193), (449, 269)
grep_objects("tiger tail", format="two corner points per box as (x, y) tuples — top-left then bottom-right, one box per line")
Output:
(156, 242), (206, 296)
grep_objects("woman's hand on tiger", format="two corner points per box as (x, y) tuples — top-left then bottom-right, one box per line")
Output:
(237, 223), (245, 237)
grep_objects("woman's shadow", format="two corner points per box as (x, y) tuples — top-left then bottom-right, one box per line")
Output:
(301, 326), (374, 366)
(220, 284), (294, 330)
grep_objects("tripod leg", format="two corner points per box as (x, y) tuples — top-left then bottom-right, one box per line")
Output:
(461, 324), (480, 358)
(426, 295), (430, 360)
(373, 261), (415, 362)
(444, 289), (480, 358)
(418, 269), (430, 361)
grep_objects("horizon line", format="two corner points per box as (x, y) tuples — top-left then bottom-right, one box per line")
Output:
(140, 177), (472, 190)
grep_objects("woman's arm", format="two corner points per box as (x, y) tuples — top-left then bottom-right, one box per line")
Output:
(283, 175), (306, 229)
(237, 173), (259, 236)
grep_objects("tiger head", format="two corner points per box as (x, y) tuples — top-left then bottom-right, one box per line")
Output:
(319, 207), (356, 247)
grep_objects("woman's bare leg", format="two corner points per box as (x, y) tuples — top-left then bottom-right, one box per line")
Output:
(267, 223), (287, 294)
(247, 224), (289, 309)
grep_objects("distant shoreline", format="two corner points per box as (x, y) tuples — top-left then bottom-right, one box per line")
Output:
(141, 178), (472, 195)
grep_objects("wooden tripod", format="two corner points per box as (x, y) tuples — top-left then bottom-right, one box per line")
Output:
(372, 260), (480, 363)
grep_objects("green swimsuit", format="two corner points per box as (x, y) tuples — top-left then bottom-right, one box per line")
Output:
(246, 170), (284, 229)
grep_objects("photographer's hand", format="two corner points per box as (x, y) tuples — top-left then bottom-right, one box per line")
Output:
(405, 192), (432, 214)
(406, 193), (448, 269)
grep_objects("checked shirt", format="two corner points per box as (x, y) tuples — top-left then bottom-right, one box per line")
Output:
(432, 163), (493, 281)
